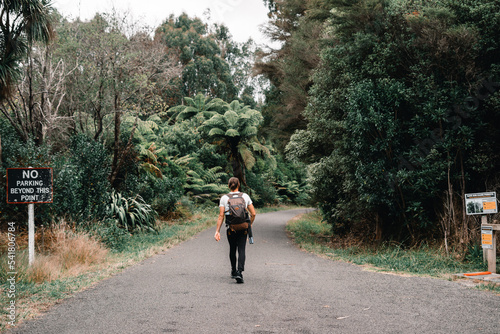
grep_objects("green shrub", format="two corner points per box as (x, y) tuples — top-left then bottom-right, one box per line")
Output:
(53, 134), (111, 221)
(87, 218), (130, 251)
(150, 178), (184, 217)
(246, 171), (277, 207)
(107, 192), (158, 233)
(127, 176), (183, 217)
(465, 243), (484, 266)
(288, 211), (487, 277)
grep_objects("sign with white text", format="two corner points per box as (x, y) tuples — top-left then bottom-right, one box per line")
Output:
(6, 168), (53, 204)
(465, 192), (497, 215)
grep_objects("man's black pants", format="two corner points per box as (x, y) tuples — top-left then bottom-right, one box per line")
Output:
(227, 228), (247, 272)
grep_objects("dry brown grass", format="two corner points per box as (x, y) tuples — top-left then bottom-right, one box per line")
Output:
(1, 224), (108, 283)
(51, 228), (108, 270)
(26, 254), (61, 283)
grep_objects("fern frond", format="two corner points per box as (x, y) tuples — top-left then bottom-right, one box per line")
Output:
(225, 129), (240, 137)
(173, 155), (194, 166)
(239, 144), (256, 170)
(224, 110), (239, 127)
(208, 128), (225, 137)
(240, 125), (257, 137)
(140, 162), (163, 178)
(147, 115), (162, 123)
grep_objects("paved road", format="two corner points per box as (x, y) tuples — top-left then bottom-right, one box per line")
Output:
(8, 209), (500, 333)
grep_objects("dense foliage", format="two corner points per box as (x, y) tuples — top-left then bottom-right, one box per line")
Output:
(280, 0), (500, 247)
(0, 8), (309, 238)
(0, 0), (53, 101)
(5, 0), (498, 252)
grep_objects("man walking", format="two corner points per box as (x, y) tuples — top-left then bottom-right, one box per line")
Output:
(214, 177), (256, 283)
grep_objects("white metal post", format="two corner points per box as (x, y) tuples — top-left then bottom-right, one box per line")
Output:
(482, 215), (487, 263)
(28, 203), (35, 266)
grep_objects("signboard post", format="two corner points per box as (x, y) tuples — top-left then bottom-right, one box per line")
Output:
(465, 192), (499, 273)
(6, 168), (53, 266)
(28, 203), (35, 265)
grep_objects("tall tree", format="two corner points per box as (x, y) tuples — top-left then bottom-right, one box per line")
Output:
(0, 0), (54, 101)
(199, 100), (269, 186)
(286, 0), (500, 245)
(209, 22), (264, 107)
(0, 37), (75, 146)
(255, 0), (330, 150)
(50, 12), (181, 188)
(55, 13), (180, 140)
(168, 92), (227, 123)
(155, 13), (238, 102)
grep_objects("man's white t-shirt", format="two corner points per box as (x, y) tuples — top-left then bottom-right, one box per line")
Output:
(219, 192), (252, 216)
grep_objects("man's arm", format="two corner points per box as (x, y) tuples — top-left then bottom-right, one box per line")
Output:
(247, 204), (256, 224)
(214, 206), (225, 241)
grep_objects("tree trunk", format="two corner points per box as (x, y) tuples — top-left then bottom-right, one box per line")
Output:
(442, 161), (454, 255)
(459, 151), (468, 247)
(231, 158), (246, 187)
(110, 93), (122, 187)
(28, 54), (44, 146)
(109, 117), (138, 188)
(94, 80), (104, 140)
(229, 142), (246, 187)
(375, 212), (382, 243)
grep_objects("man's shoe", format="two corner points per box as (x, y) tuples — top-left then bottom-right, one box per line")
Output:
(231, 270), (238, 278)
(235, 271), (244, 284)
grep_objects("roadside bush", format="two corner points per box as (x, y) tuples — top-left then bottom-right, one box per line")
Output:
(53, 134), (111, 222)
(0, 225), (108, 283)
(87, 218), (130, 251)
(107, 192), (158, 233)
(245, 154), (310, 207)
(130, 176), (183, 218)
(465, 243), (484, 266)
(246, 171), (277, 207)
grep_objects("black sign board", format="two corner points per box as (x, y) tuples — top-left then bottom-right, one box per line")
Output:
(6, 168), (53, 204)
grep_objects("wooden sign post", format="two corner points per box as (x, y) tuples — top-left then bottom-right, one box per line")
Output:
(465, 192), (498, 273)
(480, 222), (499, 274)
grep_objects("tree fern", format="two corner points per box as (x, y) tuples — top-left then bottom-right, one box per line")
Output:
(198, 99), (266, 185)
(168, 93), (228, 123)
(184, 165), (227, 201)
(137, 143), (163, 178)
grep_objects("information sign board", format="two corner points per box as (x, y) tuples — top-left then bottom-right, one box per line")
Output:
(6, 168), (53, 204)
(465, 192), (497, 215)
(481, 226), (493, 249)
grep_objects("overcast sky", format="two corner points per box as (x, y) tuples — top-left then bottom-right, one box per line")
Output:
(52, 0), (272, 45)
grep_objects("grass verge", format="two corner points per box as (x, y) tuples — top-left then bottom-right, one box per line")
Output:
(256, 204), (300, 214)
(0, 208), (215, 333)
(286, 211), (494, 283)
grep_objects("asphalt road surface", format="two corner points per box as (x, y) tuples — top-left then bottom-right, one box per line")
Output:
(8, 209), (500, 333)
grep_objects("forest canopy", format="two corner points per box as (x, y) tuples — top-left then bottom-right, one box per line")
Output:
(2, 0), (500, 252)
(258, 0), (500, 249)
(0, 5), (308, 241)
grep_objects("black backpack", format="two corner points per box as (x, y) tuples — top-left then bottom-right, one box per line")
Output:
(226, 192), (250, 231)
